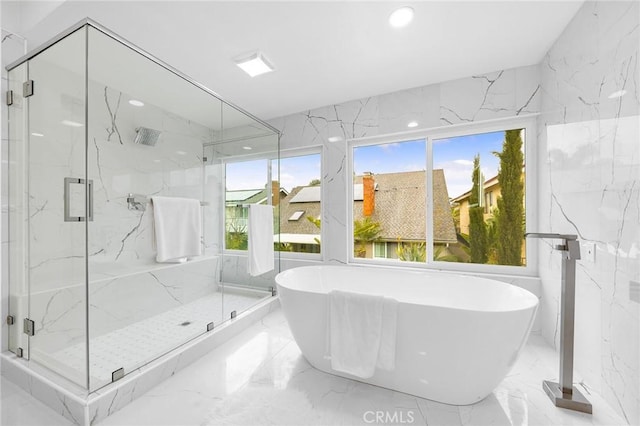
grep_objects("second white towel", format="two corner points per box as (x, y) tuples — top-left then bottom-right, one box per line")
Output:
(247, 204), (275, 276)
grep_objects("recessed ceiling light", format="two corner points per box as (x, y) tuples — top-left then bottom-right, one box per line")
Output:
(243, 146), (253, 150)
(389, 6), (414, 28)
(328, 136), (343, 143)
(61, 120), (83, 127)
(176, 150), (187, 155)
(608, 90), (627, 99)
(235, 52), (275, 77)
(31, 132), (44, 137)
(407, 121), (418, 128)
(129, 99), (145, 107)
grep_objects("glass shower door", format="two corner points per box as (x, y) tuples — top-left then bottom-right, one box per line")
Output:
(7, 61), (28, 358)
(23, 27), (89, 388)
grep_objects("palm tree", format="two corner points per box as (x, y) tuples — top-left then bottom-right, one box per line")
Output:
(353, 217), (382, 257)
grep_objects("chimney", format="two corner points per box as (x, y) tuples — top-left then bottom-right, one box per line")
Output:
(363, 172), (375, 217)
(271, 181), (280, 206)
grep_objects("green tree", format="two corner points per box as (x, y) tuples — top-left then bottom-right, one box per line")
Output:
(353, 217), (382, 257)
(308, 178), (321, 186)
(494, 129), (525, 266)
(469, 154), (488, 263)
(306, 215), (322, 246)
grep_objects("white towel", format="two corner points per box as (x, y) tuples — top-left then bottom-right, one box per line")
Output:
(151, 196), (202, 263)
(328, 290), (398, 378)
(247, 204), (274, 276)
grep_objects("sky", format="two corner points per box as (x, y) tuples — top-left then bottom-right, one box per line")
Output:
(226, 130), (524, 198)
(354, 131), (517, 199)
(226, 153), (321, 192)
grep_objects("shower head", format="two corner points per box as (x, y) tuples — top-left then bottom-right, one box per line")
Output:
(134, 127), (161, 146)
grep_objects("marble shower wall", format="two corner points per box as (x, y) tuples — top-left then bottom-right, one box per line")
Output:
(538, 1), (639, 424)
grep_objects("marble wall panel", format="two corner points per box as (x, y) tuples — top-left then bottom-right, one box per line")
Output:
(538, 2), (639, 423)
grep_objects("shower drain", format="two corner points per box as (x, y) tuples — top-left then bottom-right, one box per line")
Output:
(179, 321), (191, 326)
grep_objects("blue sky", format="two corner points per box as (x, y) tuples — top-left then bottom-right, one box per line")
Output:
(227, 130), (523, 198)
(353, 131), (511, 198)
(226, 154), (321, 192)
(432, 131), (506, 198)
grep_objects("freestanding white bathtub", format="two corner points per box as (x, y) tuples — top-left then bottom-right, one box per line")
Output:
(275, 265), (539, 405)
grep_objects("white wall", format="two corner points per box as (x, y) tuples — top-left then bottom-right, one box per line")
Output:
(537, 1), (639, 424)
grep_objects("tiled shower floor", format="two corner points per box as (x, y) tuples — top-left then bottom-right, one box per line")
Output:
(44, 288), (268, 388)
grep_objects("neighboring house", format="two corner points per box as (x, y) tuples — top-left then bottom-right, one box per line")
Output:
(451, 172), (526, 263)
(278, 170), (458, 258)
(451, 174), (501, 235)
(225, 182), (287, 233)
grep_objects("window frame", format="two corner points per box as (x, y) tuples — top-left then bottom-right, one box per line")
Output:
(346, 114), (538, 277)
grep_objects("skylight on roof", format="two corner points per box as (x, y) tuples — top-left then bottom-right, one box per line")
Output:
(288, 211), (305, 221)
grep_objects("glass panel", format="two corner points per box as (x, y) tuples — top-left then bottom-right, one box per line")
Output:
(225, 159), (268, 250)
(435, 129), (526, 266)
(26, 27), (88, 388)
(275, 153), (322, 254)
(217, 102), (279, 322)
(7, 62), (28, 356)
(86, 27), (223, 391)
(352, 139), (427, 262)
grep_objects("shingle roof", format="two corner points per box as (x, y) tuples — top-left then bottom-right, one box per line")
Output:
(278, 186), (323, 235)
(278, 170), (457, 243)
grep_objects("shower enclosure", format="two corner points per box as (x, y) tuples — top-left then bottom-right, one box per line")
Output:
(5, 20), (280, 392)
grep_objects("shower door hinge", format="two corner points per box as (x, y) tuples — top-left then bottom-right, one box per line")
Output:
(16, 347), (24, 358)
(23, 318), (35, 336)
(206, 322), (214, 332)
(23, 80), (34, 98)
(230, 310), (237, 319)
(6, 315), (15, 325)
(6, 90), (13, 106)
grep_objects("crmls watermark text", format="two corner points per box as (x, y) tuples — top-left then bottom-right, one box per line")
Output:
(363, 410), (415, 424)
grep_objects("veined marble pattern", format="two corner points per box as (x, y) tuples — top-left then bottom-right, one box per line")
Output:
(538, 1), (640, 424)
(1, 308), (627, 426)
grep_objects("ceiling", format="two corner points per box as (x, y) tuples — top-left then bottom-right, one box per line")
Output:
(4, 1), (584, 121)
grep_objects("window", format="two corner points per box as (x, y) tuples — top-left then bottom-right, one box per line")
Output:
(225, 159), (269, 251)
(436, 129), (526, 266)
(374, 242), (388, 258)
(349, 117), (534, 272)
(273, 150), (322, 254)
(352, 139), (426, 262)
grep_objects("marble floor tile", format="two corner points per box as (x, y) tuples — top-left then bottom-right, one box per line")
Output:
(1, 308), (630, 426)
(0, 376), (72, 426)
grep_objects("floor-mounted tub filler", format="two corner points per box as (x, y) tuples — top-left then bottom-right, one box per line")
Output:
(276, 265), (539, 405)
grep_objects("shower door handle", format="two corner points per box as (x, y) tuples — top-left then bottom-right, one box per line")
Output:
(64, 177), (94, 222)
